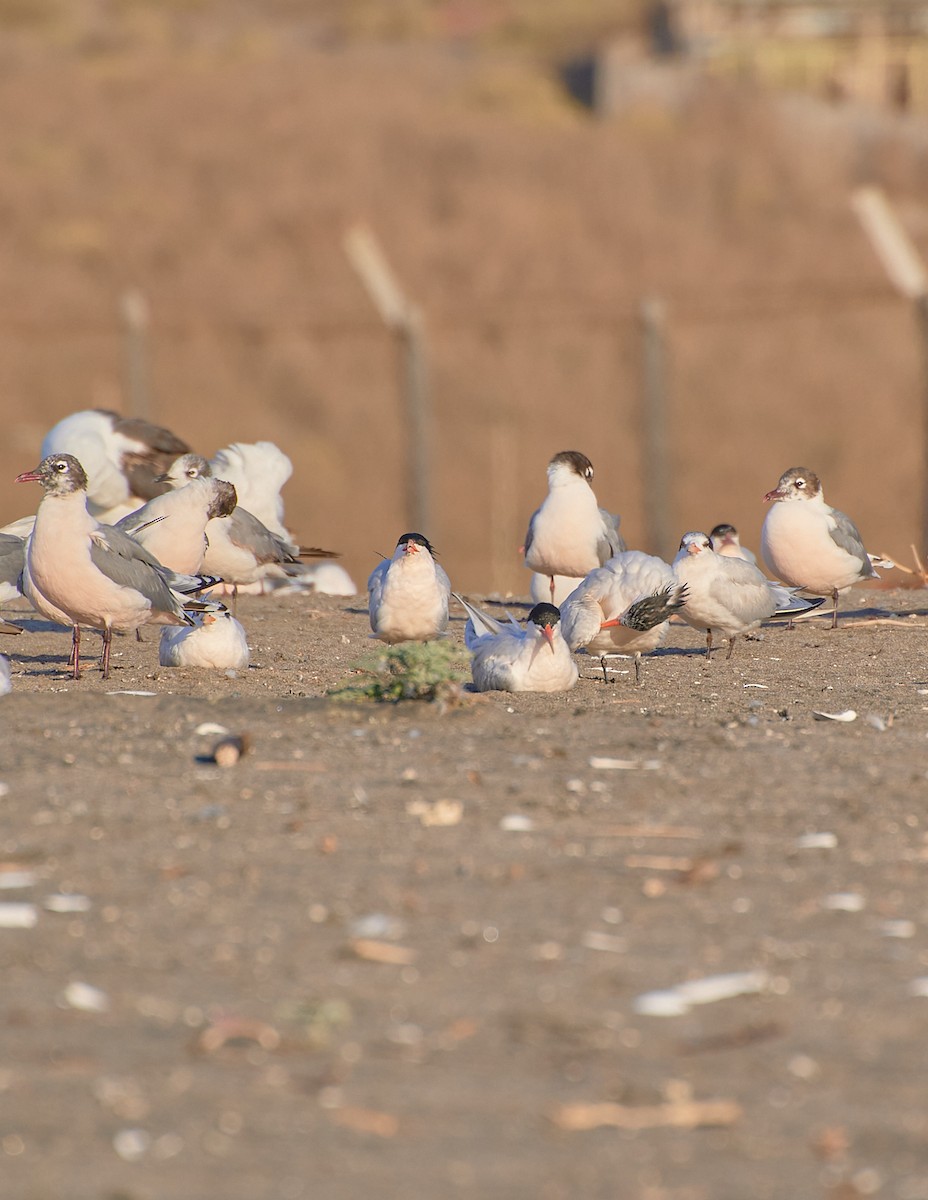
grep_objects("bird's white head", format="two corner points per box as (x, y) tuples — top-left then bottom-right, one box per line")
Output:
(160, 453), (213, 490)
(764, 467), (821, 504)
(677, 531), (712, 559)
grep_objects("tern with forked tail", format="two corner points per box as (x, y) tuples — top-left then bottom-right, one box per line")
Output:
(455, 594), (578, 693)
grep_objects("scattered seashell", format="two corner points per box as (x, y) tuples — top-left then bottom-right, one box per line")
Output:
(581, 931), (627, 954)
(634, 970), (769, 1017)
(197, 1016), (281, 1053)
(405, 799), (463, 827)
(106, 691), (157, 697)
(349, 913), (406, 941)
(112, 1128), (151, 1162)
(43, 893), (92, 913)
(499, 814), (536, 832)
(812, 710), (857, 722)
(880, 919), (915, 939)
(796, 832), (838, 850)
(0, 869), (38, 890)
(195, 723), (230, 736)
(864, 713), (889, 731)
(0, 902), (38, 928)
(787, 1054), (820, 1080)
(633, 990), (689, 1017)
(349, 939), (417, 966)
(63, 981), (110, 1012)
(589, 757), (661, 771)
(551, 1097), (742, 1132)
(823, 892), (865, 912)
(331, 1107), (399, 1138)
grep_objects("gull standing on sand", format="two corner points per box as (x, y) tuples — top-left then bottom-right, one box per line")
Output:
(456, 594), (579, 693)
(709, 523), (757, 565)
(560, 551), (688, 684)
(41, 409), (192, 522)
(673, 531), (822, 661)
(159, 610), (250, 669)
(16, 454), (217, 679)
(523, 451), (625, 602)
(368, 533), (450, 644)
(761, 467), (876, 628)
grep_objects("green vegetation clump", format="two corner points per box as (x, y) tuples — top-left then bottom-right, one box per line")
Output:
(329, 640), (470, 704)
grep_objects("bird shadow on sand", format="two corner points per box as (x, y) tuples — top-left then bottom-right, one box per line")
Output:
(6, 653), (79, 677)
(0, 617), (66, 635)
(811, 604), (928, 623)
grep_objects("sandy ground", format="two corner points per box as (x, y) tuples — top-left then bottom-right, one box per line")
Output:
(2, 586), (928, 1200)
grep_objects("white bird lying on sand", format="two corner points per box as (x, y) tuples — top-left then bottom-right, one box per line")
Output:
(159, 609), (250, 669)
(456, 594), (579, 694)
(673, 531), (823, 661)
(368, 533), (450, 644)
(560, 550), (688, 684)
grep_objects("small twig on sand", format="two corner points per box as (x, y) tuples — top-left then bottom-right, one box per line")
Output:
(551, 1098), (742, 1132)
(873, 545), (928, 586)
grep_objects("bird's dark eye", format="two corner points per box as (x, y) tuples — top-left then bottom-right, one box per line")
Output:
(55, 461), (67, 472)
(795, 478), (805, 488)
(585, 467), (593, 481)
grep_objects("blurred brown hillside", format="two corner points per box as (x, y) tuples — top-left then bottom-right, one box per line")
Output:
(1, 2), (927, 592)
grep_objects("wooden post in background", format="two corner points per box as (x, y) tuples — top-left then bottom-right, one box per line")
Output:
(640, 296), (673, 560)
(120, 288), (152, 421)
(851, 186), (928, 553)
(489, 415), (519, 595)
(344, 224), (432, 536)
